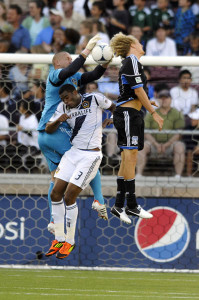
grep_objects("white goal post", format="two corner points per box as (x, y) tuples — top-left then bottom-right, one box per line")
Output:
(0, 53), (199, 66)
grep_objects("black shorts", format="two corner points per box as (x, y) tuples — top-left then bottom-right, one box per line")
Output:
(113, 106), (144, 151)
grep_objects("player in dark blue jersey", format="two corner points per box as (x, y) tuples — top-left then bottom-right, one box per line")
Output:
(110, 32), (164, 224)
(38, 35), (110, 232)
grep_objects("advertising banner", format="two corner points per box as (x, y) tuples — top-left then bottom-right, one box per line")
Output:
(0, 195), (198, 269)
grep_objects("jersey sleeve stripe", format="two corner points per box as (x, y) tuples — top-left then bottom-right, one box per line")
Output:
(130, 56), (139, 75)
(123, 73), (142, 77)
(131, 84), (143, 89)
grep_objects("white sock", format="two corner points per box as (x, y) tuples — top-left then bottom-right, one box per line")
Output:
(65, 203), (78, 245)
(52, 199), (65, 242)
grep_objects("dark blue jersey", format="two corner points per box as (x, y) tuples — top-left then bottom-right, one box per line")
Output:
(117, 54), (148, 105)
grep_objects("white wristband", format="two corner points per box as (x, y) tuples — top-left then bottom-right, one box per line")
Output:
(81, 49), (91, 57)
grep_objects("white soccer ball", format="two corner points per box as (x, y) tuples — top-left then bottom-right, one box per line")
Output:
(91, 43), (113, 64)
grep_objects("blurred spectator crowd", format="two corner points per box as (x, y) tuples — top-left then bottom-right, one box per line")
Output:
(0, 0), (197, 56)
(0, 0), (198, 177)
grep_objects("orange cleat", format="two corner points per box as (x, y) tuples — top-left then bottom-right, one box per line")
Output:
(56, 242), (76, 259)
(45, 240), (64, 257)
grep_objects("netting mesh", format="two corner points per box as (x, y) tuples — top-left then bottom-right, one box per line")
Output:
(0, 62), (198, 176)
(0, 60), (199, 269)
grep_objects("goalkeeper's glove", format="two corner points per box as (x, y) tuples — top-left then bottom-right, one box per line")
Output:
(85, 34), (101, 51)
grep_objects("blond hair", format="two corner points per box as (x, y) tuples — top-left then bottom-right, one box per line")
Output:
(110, 32), (137, 58)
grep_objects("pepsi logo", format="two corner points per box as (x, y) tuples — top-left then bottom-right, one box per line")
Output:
(134, 207), (190, 262)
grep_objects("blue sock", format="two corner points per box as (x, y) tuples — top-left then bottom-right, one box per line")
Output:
(90, 170), (104, 204)
(48, 181), (54, 222)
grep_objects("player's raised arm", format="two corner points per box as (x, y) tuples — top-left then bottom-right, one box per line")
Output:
(56, 34), (101, 81)
(80, 59), (112, 85)
(80, 44), (114, 85)
(80, 64), (108, 85)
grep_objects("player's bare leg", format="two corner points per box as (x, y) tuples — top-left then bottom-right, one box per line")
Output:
(123, 149), (137, 179)
(136, 143), (151, 176)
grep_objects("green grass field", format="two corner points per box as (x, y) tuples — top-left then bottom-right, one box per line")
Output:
(0, 268), (199, 300)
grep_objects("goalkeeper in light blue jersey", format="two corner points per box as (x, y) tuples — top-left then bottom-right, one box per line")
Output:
(38, 35), (110, 233)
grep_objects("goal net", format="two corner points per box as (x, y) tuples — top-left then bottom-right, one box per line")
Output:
(0, 54), (199, 270)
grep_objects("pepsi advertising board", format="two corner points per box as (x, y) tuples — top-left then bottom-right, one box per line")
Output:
(135, 207), (191, 263)
(0, 195), (198, 269)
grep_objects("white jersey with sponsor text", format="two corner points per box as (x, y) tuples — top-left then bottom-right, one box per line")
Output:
(50, 92), (112, 149)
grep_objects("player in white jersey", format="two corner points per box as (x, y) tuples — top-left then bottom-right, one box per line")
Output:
(45, 84), (115, 259)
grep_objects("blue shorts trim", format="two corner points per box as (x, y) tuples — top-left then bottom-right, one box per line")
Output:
(116, 98), (134, 107)
(120, 146), (138, 150)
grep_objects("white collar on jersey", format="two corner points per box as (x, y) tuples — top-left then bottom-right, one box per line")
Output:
(126, 54), (139, 61)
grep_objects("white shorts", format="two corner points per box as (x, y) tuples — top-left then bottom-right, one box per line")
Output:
(54, 147), (102, 190)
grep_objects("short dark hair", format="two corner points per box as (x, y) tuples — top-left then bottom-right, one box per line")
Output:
(29, 0), (45, 16)
(59, 84), (76, 95)
(154, 83), (169, 93)
(178, 69), (192, 79)
(86, 82), (98, 89)
(9, 4), (23, 15)
(156, 24), (167, 31)
(92, 1), (106, 13)
(65, 28), (80, 45)
(187, 0), (194, 5)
